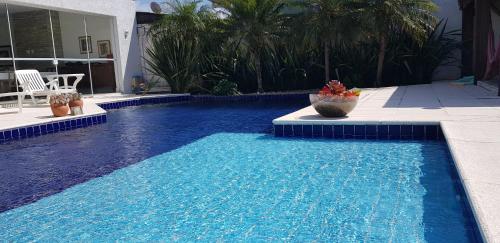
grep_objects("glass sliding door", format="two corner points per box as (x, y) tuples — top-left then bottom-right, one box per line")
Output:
(8, 5), (55, 77)
(83, 15), (116, 93)
(56, 11), (93, 94)
(2, 3), (118, 95)
(0, 3), (15, 95)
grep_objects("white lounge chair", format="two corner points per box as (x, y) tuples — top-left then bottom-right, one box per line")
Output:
(15, 70), (82, 105)
(0, 92), (25, 113)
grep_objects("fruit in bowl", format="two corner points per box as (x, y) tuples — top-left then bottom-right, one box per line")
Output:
(310, 80), (361, 117)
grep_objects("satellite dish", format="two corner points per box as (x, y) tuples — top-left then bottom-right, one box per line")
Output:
(150, 2), (162, 14)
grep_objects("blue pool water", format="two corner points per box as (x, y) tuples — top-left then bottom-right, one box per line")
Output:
(0, 99), (478, 241)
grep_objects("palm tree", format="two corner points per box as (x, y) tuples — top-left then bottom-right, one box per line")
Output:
(213, 0), (287, 93)
(359, 0), (437, 86)
(294, 0), (362, 82)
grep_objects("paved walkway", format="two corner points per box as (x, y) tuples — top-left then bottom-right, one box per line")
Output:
(274, 81), (500, 242)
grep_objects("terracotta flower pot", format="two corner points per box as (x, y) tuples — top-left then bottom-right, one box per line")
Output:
(69, 99), (83, 108)
(50, 104), (69, 117)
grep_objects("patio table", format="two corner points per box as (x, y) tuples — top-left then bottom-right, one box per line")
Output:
(46, 74), (85, 92)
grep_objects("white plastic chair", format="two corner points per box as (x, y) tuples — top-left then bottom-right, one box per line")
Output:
(15, 70), (74, 105)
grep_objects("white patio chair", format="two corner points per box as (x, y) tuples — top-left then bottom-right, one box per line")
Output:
(15, 70), (75, 105)
(0, 92), (25, 113)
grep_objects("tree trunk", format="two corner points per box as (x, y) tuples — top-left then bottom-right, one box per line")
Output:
(256, 54), (264, 93)
(376, 34), (387, 87)
(324, 42), (330, 82)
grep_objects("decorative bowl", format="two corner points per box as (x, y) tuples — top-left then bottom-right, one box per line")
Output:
(309, 94), (358, 117)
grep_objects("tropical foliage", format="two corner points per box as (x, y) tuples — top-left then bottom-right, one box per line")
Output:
(146, 0), (460, 94)
(357, 0), (438, 86)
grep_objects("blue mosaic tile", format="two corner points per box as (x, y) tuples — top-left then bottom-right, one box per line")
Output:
(272, 124), (445, 141)
(92, 116), (98, 124)
(274, 125), (284, 137)
(19, 128), (27, 138)
(70, 120), (77, 128)
(33, 126), (40, 135)
(303, 125), (313, 138)
(26, 127), (34, 137)
(354, 125), (365, 138)
(388, 125), (401, 139)
(438, 126), (444, 140)
(284, 125), (293, 137)
(322, 125), (333, 138)
(46, 123), (54, 133)
(52, 123), (59, 132)
(4, 130), (12, 140)
(40, 125), (47, 135)
(292, 125), (302, 137)
(377, 125), (388, 139)
(11, 129), (19, 139)
(312, 125), (322, 137)
(59, 122), (66, 131)
(401, 125), (412, 139)
(343, 125), (354, 139)
(426, 125), (438, 140)
(0, 131), (4, 140)
(413, 125), (425, 140)
(334, 125), (343, 139)
(366, 125), (377, 136)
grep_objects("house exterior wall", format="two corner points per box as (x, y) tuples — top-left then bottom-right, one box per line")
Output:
(432, 0), (463, 80)
(3, 0), (141, 93)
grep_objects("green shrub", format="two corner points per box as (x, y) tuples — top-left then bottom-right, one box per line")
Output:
(211, 79), (240, 96)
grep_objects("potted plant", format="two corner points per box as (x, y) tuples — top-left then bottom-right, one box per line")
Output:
(69, 93), (84, 115)
(49, 94), (70, 117)
(310, 80), (361, 117)
(132, 76), (158, 95)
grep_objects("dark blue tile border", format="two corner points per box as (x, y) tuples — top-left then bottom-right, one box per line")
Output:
(0, 95), (191, 143)
(98, 95), (191, 110)
(97, 94), (308, 111)
(0, 114), (107, 143)
(273, 124), (444, 141)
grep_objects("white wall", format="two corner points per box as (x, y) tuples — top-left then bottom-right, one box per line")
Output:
(4, 0), (140, 93)
(137, 24), (169, 90)
(58, 12), (112, 59)
(432, 0), (462, 80)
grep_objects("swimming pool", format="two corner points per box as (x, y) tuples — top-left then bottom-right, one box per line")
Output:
(0, 99), (479, 241)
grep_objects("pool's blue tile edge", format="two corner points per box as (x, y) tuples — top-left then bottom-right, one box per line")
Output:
(97, 93), (309, 110)
(0, 114), (107, 143)
(97, 95), (191, 110)
(274, 124), (444, 140)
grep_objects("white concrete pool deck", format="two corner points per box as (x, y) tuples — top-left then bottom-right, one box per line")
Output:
(0, 93), (187, 132)
(274, 81), (500, 242)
